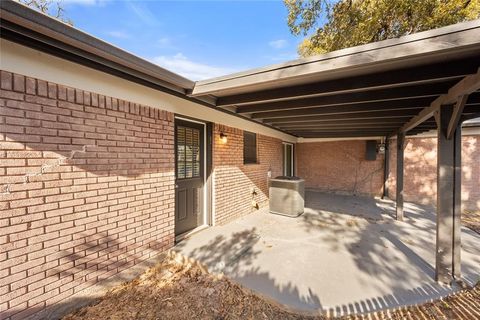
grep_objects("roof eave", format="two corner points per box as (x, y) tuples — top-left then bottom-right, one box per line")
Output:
(192, 19), (480, 97)
(0, 0), (195, 92)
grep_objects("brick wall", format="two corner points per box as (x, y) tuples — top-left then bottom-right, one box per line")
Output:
(296, 140), (385, 196)
(387, 135), (480, 211)
(213, 124), (283, 225)
(0, 71), (175, 319)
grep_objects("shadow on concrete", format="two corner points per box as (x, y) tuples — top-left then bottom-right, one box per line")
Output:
(19, 189), (479, 318)
(321, 282), (454, 318)
(173, 226), (326, 313)
(174, 190), (480, 317)
(175, 228), (261, 275)
(301, 191), (436, 275)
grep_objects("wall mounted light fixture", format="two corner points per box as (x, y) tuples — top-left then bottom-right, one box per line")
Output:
(377, 143), (386, 154)
(220, 132), (228, 144)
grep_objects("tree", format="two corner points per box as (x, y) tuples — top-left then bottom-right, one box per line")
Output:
(18, 0), (72, 25)
(285, 0), (480, 57)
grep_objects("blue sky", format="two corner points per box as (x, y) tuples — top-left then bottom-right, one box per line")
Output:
(62, 0), (303, 80)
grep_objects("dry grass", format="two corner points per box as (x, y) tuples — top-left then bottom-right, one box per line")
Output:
(62, 252), (317, 320)
(345, 219), (359, 227)
(63, 251), (480, 320)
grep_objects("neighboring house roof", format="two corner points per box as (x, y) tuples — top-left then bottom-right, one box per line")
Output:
(1, 0), (479, 139)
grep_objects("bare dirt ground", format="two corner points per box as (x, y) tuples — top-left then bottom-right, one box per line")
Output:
(463, 210), (480, 234)
(63, 252), (480, 320)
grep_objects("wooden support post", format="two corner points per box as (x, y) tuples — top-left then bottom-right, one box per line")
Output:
(435, 104), (462, 284)
(401, 69), (480, 133)
(396, 133), (404, 221)
(383, 138), (389, 199)
(383, 139), (390, 199)
(453, 124), (462, 280)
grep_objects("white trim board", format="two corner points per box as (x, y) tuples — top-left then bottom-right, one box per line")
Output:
(0, 39), (296, 143)
(297, 136), (384, 143)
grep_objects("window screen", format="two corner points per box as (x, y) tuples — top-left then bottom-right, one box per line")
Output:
(243, 131), (257, 164)
(177, 126), (200, 179)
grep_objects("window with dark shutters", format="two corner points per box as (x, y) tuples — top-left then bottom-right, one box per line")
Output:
(243, 131), (257, 164)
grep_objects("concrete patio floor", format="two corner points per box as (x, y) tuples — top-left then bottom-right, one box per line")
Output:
(173, 191), (480, 317)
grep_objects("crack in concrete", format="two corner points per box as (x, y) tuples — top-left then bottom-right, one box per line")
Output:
(1, 145), (95, 195)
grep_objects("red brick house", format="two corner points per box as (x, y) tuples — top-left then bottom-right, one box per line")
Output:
(1, 1), (479, 319)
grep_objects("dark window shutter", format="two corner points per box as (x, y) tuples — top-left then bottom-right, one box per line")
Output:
(365, 140), (377, 161)
(243, 131), (257, 164)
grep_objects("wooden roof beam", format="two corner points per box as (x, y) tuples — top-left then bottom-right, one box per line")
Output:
(250, 97), (432, 119)
(254, 93), (479, 120)
(264, 109), (422, 124)
(277, 123), (404, 129)
(271, 119), (417, 127)
(294, 129), (430, 138)
(400, 69), (480, 133)
(294, 131), (396, 138)
(287, 123), (436, 132)
(216, 58), (478, 107)
(446, 94), (468, 139)
(279, 123), (436, 130)
(236, 82), (454, 114)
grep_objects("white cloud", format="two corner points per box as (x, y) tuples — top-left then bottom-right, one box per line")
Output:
(151, 53), (238, 81)
(265, 52), (298, 62)
(126, 1), (158, 26)
(106, 30), (131, 39)
(156, 37), (176, 49)
(63, 0), (108, 5)
(269, 39), (288, 49)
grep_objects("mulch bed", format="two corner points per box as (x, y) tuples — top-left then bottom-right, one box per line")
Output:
(62, 252), (314, 320)
(463, 210), (480, 234)
(63, 252), (480, 320)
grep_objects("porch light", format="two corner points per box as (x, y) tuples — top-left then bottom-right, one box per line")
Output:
(377, 143), (386, 154)
(220, 132), (228, 144)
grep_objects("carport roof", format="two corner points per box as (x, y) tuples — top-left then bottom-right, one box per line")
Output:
(192, 20), (480, 138)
